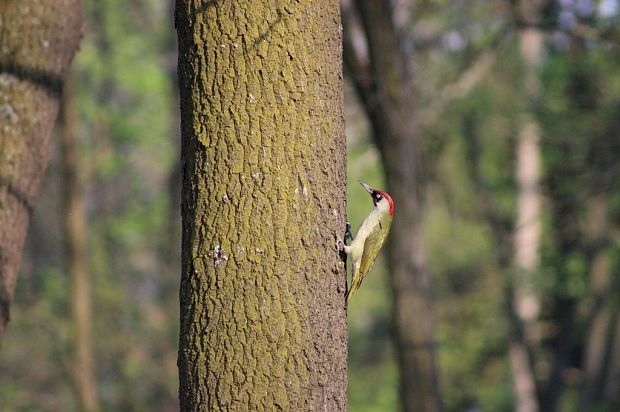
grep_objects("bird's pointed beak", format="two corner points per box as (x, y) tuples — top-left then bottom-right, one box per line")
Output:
(359, 181), (374, 195)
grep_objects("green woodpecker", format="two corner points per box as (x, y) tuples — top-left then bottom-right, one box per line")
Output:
(342, 181), (394, 303)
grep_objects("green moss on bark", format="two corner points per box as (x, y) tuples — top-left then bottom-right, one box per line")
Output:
(176, 1), (347, 411)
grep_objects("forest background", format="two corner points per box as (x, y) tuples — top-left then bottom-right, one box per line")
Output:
(1, 0), (620, 411)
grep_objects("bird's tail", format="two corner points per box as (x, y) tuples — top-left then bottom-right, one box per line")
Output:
(345, 270), (365, 304)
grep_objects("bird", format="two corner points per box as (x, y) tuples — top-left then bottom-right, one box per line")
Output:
(341, 181), (394, 304)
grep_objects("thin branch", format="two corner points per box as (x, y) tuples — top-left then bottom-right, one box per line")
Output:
(343, 0), (404, 151)
(341, 0), (373, 108)
(354, 0), (409, 84)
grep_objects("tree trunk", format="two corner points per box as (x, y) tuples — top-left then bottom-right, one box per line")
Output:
(507, 1), (549, 408)
(59, 78), (99, 412)
(175, 1), (347, 410)
(343, 1), (443, 410)
(0, 0), (83, 340)
(579, 196), (616, 410)
(163, 0), (182, 281)
(509, 24), (544, 412)
(384, 118), (442, 412)
(604, 311), (620, 408)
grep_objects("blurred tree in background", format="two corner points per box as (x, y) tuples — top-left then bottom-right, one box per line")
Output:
(59, 77), (99, 412)
(1, 0), (178, 410)
(0, 1), (619, 411)
(0, 0), (82, 341)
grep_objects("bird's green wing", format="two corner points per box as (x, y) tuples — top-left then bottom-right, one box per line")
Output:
(346, 218), (393, 303)
(358, 219), (392, 283)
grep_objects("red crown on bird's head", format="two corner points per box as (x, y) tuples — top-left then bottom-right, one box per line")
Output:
(375, 190), (394, 217)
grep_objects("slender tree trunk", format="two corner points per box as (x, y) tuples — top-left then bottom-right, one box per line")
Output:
(510, 38), (543, 412)
(59, 78), (99, 412)
(175, 1), (347, 410)
(605, 311), (620, 408)
(579, 196), (616, 409)
(513, 113), (542, 332)
(580, 253), (613, 407)
(0, 0), (82, 340)
(383, 117), (442, 412)
(164, 0), (182, 278)
(514, 22), (544, 341)
(508, 1), (547, 408)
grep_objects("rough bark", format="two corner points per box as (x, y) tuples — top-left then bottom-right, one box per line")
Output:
(0, 0), (83, 340)
(59, 78), (99, 412)
(344, 1), (443, 410)
(175, 1), (347, 410)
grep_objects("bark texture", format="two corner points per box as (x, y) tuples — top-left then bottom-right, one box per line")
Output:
(0, 0), (83, 339)
(343, 1), (442, 411)
(60, 79), (99, 412)
(175, 1), (347, 410)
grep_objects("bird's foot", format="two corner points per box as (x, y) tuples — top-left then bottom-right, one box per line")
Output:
(345, 221), (353, 242)
(337, 239), (345, 252)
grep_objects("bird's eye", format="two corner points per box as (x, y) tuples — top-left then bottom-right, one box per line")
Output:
(375, 193), (382, 200)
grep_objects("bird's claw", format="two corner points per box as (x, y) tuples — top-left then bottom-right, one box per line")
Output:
(337, 239), (345, 252)
(345, 221), (353, 242)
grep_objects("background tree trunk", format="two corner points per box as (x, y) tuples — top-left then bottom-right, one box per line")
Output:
(175, 1), (347, 410)
(0, 0), (83, 340)
(579, 196), (613, 410)
(509, 1), (546, 408)
(59, 78), (99, 412)
(605, 313), (620, 409)
(343, 1), (443, 410)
